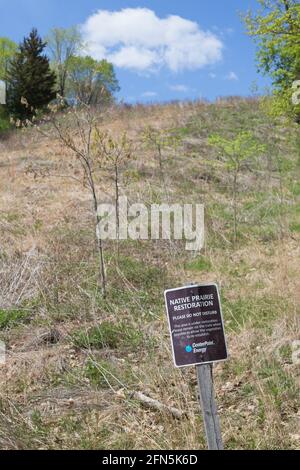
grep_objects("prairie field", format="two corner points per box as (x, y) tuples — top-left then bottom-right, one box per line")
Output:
(0, 97), (299, 450)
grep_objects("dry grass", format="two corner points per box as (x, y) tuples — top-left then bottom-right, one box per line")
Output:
(0, 98), (299, 450)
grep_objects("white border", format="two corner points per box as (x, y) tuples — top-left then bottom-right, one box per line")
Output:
(164, 283), (229, 368)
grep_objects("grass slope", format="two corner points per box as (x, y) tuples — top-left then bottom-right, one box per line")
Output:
(0, 97), (299, 450)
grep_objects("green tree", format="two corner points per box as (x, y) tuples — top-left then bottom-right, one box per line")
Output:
(0, 37), (17, 80)
(67, 55), (119, 105)
(244, 0), (300, 121)
(6, 28), (57, 121)
(208, 132), (266, 246)
(0, 38), (17, 125)
(46, 26), (83, 98)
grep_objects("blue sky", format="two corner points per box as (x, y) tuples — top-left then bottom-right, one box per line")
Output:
(0, 0), (270, 103)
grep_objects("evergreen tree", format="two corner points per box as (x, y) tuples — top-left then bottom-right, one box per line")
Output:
(7, 28), (56, 120)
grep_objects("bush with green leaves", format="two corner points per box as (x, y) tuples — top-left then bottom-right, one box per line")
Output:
(73, 321), (143, 351)
(0, 308), (31, 329)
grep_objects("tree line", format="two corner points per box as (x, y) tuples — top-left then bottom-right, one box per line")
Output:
(0, 0), (299, 123)
(0, 26), (119, 121)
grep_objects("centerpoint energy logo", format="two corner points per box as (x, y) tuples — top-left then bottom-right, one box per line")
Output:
(97, 196), (204, 251)
(185, 345), (193, 353)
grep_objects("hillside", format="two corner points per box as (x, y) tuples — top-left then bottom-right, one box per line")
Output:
(0, 97), (299, 450)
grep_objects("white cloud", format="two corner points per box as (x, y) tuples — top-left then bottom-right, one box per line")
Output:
(208, 72), (217, 79)
(212, 26), (234, 37)
(110, 46), (159, 71)
(81, 8), (223, 73)
(142, 91), (158, 97)
(169, 84), (190, 92)
(225, 71), (239, 81)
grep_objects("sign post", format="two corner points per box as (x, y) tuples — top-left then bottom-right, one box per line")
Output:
(196, 363), (223, 450)
(164, 283), (228, 450)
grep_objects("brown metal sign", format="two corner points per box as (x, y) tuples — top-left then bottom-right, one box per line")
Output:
(164, 283), (228, 367)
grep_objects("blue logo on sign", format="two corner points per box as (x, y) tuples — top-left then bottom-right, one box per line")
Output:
(185, 345), (193, 353)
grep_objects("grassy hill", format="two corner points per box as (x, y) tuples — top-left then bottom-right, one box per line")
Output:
(0, 97), (299, 450)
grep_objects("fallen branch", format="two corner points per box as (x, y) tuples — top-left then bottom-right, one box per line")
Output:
(129, 391), (186, 420)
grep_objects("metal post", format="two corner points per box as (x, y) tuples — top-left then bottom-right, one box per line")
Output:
(196, 363), (223, 450)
